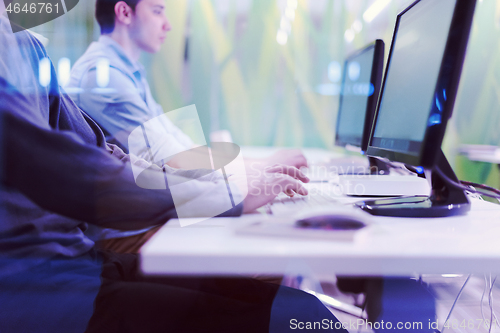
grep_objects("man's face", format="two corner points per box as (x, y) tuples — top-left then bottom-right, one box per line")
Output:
(129, 0), (171, 53)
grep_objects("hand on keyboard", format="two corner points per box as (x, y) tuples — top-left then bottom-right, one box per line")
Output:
(267, 183), (340, 216)
(240, 163), (310, 213)
(265, 149), (309, 169)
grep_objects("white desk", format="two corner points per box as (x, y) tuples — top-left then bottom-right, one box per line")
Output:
(458, 144), (500, 164)
(140, 195), (500, 278)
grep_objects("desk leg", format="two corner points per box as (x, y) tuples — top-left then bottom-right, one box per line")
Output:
(365, 278), (436, 333)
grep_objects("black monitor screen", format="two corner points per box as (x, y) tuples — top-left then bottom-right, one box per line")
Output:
(359, 0), (476, 217)
(335, 40), (383, 152)
(370, 0), (457, 159)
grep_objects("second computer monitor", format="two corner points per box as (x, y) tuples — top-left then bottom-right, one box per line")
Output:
(335, 40), (384, 153)
(367, 0), (476, 169)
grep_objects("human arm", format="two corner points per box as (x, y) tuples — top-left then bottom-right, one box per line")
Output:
(0, 83), (242, 230)
(0, 92), (308, 226)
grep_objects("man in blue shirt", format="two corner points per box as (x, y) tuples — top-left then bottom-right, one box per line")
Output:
(0, 5), (347, 332)
(68, 0), (193, 161)
(68, 0), (307, 169)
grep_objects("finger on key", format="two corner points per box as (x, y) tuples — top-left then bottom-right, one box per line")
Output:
(266, 164), (310, 183)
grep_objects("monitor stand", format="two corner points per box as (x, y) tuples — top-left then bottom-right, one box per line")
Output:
(355, 150), (471, 217)
(368, 156), (390, 175)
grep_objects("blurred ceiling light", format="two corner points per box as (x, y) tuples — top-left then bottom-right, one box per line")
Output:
(348, 62), (361, 81)
(280, 17), (292, 32)
(352, 19), (363, 33)
(39, 57), (51, 87)
(363, 0), (391, 23)
(316, 83), (340, 96)
(276, 29), (288, 45)
(285, 7), (296, 21)
(58, 58), (71, 87)
(344, 29), (355, 43)
(96, 58), (110, 88)
(328, 61), (341, 83)
(287, 0), (298, 10)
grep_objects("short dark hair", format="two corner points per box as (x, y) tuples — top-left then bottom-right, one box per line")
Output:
(95, 0), (141, 34)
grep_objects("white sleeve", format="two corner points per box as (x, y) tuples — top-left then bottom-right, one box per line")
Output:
(156, 102), (195, 149)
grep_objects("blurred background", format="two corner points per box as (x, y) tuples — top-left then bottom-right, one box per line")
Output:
(30, 0), (500, 188)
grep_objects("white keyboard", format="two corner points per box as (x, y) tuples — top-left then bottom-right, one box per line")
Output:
(265, 191), (339, 216)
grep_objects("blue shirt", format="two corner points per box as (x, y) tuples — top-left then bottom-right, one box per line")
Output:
(68, 35), (194, 158)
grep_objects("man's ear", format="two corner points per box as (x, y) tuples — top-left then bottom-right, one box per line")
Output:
(114, 1), (134, 26)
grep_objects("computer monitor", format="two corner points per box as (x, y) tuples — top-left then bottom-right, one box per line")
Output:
(335, 40), (388, 175)
(335, 40), (384, 154)
(358, 0), (477, 217)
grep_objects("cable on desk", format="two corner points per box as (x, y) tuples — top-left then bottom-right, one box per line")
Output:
(488, 275), (497, 333)
(461, 181), (500, 198)
(482, 275), (488, 325)
(439, 274), (471, 333)
(434, 167), (500, 200)
(489, 274), (493, 333)
(493, 292), (499, 329)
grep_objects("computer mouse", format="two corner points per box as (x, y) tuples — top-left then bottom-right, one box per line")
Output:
(295, 214), (366, 231)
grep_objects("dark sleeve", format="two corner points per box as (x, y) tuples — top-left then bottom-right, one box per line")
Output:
(0, 82), (242, 230)
(1, 109), (177, 230)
